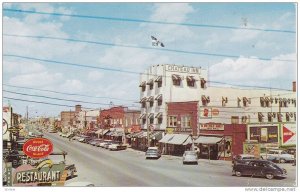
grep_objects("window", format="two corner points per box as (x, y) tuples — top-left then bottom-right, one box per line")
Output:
(141, 102), (146, 108)
(268, 112), (273, 122)
(202, 95), (210, 106)
(260, 97), (265, 107)
(140, 97), (146, 108)
(156, 94), (163, 106)
(142, 118), (146, 125)
(258, 112), (264, 122)
(148, 97), (154, 107)
(172, 74), (181, 86)
(265, 97), (271, 107)
(241, 116), (248, 124)
(200, 78), (206, 88)
(283, 99), (288, 107)
(181, 116), (191, 128)
(168, 116), (177, 127)
(294, 112), (296, 121)
(139, 81), (146, 92)
(237, 97), (241, 107)
(231, 116), (239, 124)
(147, 79), (154, 90)
(222, 97), (228, 107)
(186, 76), (195, 87)
(277, 113), (282, 122)
(243, 97), (250, 107)
(149, 117), (154, 124)
(158, 117), (162, 124)
(286, 113), (290, 122)
(155, 76), (162, 88)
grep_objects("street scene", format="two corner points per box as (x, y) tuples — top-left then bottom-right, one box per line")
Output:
(2, 2), (297, 191)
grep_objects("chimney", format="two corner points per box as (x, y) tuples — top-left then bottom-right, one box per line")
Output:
(75, 105), (82, 113)
(293, 81), (296, 92)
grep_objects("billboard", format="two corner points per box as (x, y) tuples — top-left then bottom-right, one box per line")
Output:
(281, 124), (296, 146)
(249, 125), (278, 143)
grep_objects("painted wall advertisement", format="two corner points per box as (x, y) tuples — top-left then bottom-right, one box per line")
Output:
(249, 125), (278, 143)
(281, 124), (296, 146)
(199, 108), (220, 119)
(243, 142), (261, 158)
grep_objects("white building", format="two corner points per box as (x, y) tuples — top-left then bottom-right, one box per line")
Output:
(139, 64), (208, 131)
(77, 109), (100, 130)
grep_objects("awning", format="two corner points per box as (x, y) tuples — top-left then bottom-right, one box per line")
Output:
(155, 112), (162, 118)
(95, 129), (102, 134)
(99, 129), (109, 136)
(194, 136), (223, 144)
(140, 97), (147, 103)
(186, 76), (195, 81)
(172, 74), (181, 80)
(150, 132), (163, 140)
(105, 131), (113, 136)
(112, 132), (124, 137)
(155, 94), (162, 100)
(147, 96), (154, 102)
(155, 76), (162, 82)
(139, 81), (146, 87)
(138, 132), (148, 138)
(167, 134), (190, 145)
(131, 131), (144, 138)
(182, 136), (192, 145)
(147, 79), (154, 85)
(159, 134), (175, 143)
(148, 113), (154, 119)
(139, 113), (146, 119)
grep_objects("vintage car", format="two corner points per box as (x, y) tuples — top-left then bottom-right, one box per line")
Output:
(232, 154), (259, 165)
(145, 147), (161, 159)
(261, 149), (294, 163)
(232, 159), (287, 179)
(182, 151), (198, 165)
(108, 143), (127, 151)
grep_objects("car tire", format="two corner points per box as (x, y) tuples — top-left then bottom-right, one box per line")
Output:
(265, 173), (274, 180)
(279, 158), (286, 163)
(235, 171), (242, 177)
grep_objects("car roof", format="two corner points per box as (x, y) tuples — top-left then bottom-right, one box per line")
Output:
(148, 147), (158, 150)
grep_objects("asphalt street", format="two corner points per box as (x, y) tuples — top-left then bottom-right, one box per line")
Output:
(44, 133), (297, 187)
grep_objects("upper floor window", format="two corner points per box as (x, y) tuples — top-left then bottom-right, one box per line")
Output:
(155, 76), (162, 88)
(200, 78), (206, 89)
(237, 97), (241, 107)
(181, 116), (191, 128)
(140, 97), (146, 108)
(168, 116), (177, 127)
(241, 116), (248, 124)
(148, 96), (154, 107)
(277, 112), (282, 122)
(258, 112), (264, 122)
(140, 114), (146, 125)
(222, 97), (228, 107)
(156, 94), (163, 106)
(260, 97), (265, 107)
(202, 95), (210, 106)
(149, 113), (154, 124)
(155, 113), (163, 124)
(186, 76), (195, 87)
(265, 97), (271, 107)
(286, 113), (290, 122)
(139, 81), (146, 92)
(243, 97), (251, 107)
(231, 116), (239, 124)
(172, 74), (181, 86)
(147, 79), (154, 90)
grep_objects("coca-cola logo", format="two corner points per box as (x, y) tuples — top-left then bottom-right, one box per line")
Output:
(23, 138), (53, 159)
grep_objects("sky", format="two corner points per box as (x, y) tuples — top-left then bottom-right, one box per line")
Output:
(2, 2), (297, 118)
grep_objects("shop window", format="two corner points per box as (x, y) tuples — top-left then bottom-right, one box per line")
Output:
(222, 97), (228, 107)
(258, 112), (264, 123)
(202, 95), (210, 106)
(186, 76), (195, 87)
(172, 74), (181, 86)
(200, 78), (206, 88)
(168, 116), (177, 127)
(231, 116), (239, 124)
(181, 116), (191, 128)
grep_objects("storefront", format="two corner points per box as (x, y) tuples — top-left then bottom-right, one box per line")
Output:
(159, 134), (192, 156)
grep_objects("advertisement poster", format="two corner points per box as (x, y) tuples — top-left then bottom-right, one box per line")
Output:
(281, 124), (296, 146)
(249, 125), (278, 143)
(243, 142), (261, 158)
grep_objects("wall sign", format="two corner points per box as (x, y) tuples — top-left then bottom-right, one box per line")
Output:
(249, 125), (278, 143)
(281, 124), (296, 146)
(200, 123), (224, 131)
(165, 64), (201, 74)
(23, 138), (53, 159)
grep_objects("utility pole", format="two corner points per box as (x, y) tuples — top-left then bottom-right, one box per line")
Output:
(146, 101), (150, 148)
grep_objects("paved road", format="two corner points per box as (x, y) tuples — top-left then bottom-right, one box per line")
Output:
(45, 133), (297, 187)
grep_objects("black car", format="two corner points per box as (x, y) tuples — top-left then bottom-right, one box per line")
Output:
(232, 160), (287, 180)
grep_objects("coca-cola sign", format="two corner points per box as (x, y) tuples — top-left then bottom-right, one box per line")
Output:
(23, 138), (53, 159)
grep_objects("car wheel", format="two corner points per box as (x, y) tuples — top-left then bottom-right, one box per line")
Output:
(235, 171), (242, 177)
(265, 173), (274, 180)
(279, 158), (286, 163)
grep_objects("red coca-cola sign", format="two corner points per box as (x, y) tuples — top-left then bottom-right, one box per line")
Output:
(23, 138), (53, 159)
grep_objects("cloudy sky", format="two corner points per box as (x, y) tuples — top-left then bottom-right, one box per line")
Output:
(2, 2), (296, 117)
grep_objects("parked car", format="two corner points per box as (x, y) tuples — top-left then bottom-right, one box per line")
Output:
(72, 136), (80, 141)
(99, 140), (113, 148)
(108, 143), (127, 151)
(89, 139), (103, 146)
(261, 149), (294, 163)
(145, 147), (161, 159)
(182, 151), (198, 165)
(104, 141), (119, 149)
(78, 135), (90, 142)
(232, 154), (258, 165)
(232, 159), (287, 179)
(285, 148), (296, 155)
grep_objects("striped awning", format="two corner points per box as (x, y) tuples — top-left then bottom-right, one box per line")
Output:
(147, 96), (154, 102)
(139, 81), (146, 87)
(159, 134), (175, 143)
(140, 97), (147, 103)
(167, 134), (190, 145)
(186, 76), (195, 81)
(139, 113), (146, 119)
(148, 113), (154, 119)
(172, 74), (181, 80)
(194, 136), (223, 144)
(147, 79), (154, 85)
(155, 76), (162, 82)
(155, 94), (162, 100)
(155, 112), (162, 118)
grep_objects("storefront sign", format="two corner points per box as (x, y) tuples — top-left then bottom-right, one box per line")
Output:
(166, 127), (174, 134)
(165, 64), (201, 74)
(249, 125), (278, 143)
(3, 162), (13, 186)
(23, 138), (53, 159)
(282, 124), (296, 146)
(12, 160), (67, 186)
(174, 127), (192, 133)
(200, 123), (224, 131)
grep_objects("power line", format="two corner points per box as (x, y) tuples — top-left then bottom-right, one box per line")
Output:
(3, 54), (294, 91)
(3, 8), (296, 34)
(3, 84), (137, 102)
(3, 34), (296, 62)
(3, 90), (138, 107)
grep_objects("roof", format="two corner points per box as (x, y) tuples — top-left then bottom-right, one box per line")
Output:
(194, 136), (223, 144)
(159, 134), (175, 143)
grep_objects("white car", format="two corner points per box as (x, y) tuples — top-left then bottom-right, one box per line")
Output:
(182, 151), (198, 165)
(99, 140), (112, 148)
(261, 149), (295, 163)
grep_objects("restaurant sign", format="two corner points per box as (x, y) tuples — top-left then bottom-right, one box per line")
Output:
(165, 64), (201, 74)
(200, 123), (224, 131)
(23, 138), (53, 159)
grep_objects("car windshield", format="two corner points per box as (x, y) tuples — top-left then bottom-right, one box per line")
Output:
(185, 151), (197, 155)
(268, 162), (281, 169)
(147, 149), (158, 152)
